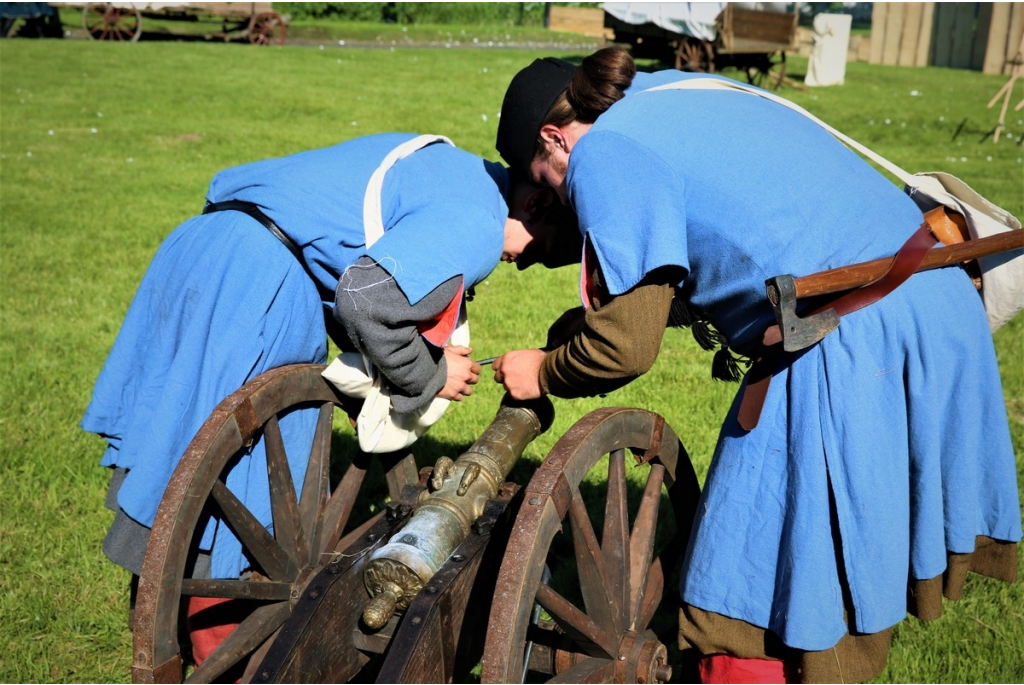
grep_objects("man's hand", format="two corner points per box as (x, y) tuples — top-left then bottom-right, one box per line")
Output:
(492, 348), (546, 400)
(438, 345), (480, 401)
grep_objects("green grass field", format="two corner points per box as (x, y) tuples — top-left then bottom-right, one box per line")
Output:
(0, 31), (1022, 684)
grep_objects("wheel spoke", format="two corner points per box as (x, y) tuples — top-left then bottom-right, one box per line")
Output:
(568, 491), (616, 636)
(298, 402), (332, 553)
(547, 656), (617, 684)
(315, 448), (371, 557)
(535, 583), (618, 659)
(602, 448), (630, 632)
(263, 414), (306, 568)
(186, 601), (291, 684)
(180, 579), (293, 602)
(211, 479), (296, 581)
(628, 463), (664, 627)
(636, 556), (665, 630)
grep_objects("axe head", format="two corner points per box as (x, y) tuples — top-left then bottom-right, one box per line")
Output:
(766, 275), (840, 352)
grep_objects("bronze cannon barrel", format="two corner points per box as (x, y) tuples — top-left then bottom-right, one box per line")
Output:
(362, 396), (555, 628)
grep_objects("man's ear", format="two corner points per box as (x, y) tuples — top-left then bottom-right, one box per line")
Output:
(524, 186), (556, 223)
(538, 123), (569, 153)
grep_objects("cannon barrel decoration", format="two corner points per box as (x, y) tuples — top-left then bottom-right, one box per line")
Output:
(131, 364), (699, 684)
(362, 396), (555, 629)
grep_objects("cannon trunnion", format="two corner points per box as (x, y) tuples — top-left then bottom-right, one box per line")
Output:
(131, 364), (699, 684)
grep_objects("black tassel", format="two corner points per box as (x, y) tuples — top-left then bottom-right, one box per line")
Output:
(711, 347), (751, 383)
(668, 295), (699, 328)
(691, 320), (726, 352)
(670, 292), (749, 382)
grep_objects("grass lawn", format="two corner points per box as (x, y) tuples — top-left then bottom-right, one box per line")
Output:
(0, 31), (1022, 684)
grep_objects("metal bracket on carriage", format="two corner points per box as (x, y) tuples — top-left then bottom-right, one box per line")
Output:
(631, 414), (666, 466)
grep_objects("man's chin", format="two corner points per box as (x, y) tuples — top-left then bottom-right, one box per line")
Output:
(513, 246), (542, 271)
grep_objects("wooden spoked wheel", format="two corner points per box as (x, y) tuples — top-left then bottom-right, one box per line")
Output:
(131, 364), (418, 684)
(675, 37), (715, 73)
(82, 3), (142, 42)
(247, 12), (286, 46)
(745, 50), (787, 90)
(481, 408), (700, 684)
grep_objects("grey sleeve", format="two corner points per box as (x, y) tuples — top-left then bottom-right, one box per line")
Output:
(333, 256), (462, 414)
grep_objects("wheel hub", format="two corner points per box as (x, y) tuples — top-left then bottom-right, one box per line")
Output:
(615, 631), (671, 684)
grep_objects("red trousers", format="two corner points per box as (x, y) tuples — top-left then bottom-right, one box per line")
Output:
(700, 654), (792, 684)
(186, 596), (244, 673)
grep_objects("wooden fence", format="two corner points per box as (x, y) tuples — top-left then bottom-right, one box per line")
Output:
(548, 6), (611, 40)
(870, 2), (1024, 74)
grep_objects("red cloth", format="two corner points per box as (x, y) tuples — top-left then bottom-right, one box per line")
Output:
(417, 279), (464, 346)
(186, 596), (242, 667)
(579, 237), (598, 309)
(700, 654), (790, 684)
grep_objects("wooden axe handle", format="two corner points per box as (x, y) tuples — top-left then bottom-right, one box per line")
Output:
(793, 230), (1024, 300)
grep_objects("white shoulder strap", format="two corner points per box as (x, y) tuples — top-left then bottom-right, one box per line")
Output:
(644, 78), (918, 187)
(362, 134), (455, 247)
(360, 133), (470, 345)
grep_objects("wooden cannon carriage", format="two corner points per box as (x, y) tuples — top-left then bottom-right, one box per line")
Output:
(79, 2), (286, 45)
(131, 364), (701, 683)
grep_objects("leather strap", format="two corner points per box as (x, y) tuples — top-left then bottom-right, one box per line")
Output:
(202, 199), (332, 300)
(737, 222), (938, 431)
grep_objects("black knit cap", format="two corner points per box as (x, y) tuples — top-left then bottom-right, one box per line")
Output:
(496, 57), (577, 176)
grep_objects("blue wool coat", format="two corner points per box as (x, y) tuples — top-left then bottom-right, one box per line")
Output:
(566, 71), (1021, 650)
(82, 134), (507, 578)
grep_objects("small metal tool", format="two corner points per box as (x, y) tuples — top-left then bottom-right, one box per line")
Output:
(475, 357), (497, 366)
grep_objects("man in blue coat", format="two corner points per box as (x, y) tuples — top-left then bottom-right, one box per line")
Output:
(491, 49), (1020, 683)
(82, 132), (576, 661)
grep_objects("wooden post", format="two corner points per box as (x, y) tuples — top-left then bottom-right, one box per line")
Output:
(870, 2), (888, 64)
(915, 2), (935, 67)
(897, 2), (921, 65)
(897, 2), (919, 65)
(881, 3), (905, 65)
(983, 4), (1012, 74)
(1009, 4), (1024, 74)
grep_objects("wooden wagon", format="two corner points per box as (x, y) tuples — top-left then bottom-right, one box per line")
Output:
(678, 4), (799, 90)
(79, 2), (286, 45)
(130, 364), (701, 683)
(605, 3), (800, 90)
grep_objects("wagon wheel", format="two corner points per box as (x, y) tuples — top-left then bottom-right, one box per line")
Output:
(82, 3), (142, 42)
(481, 407), (700, 684)
(132, 364), (419, 684)
(248, 12), (286, 46)
(745, 50), (787, 91)
(675, 37), (715, 73)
